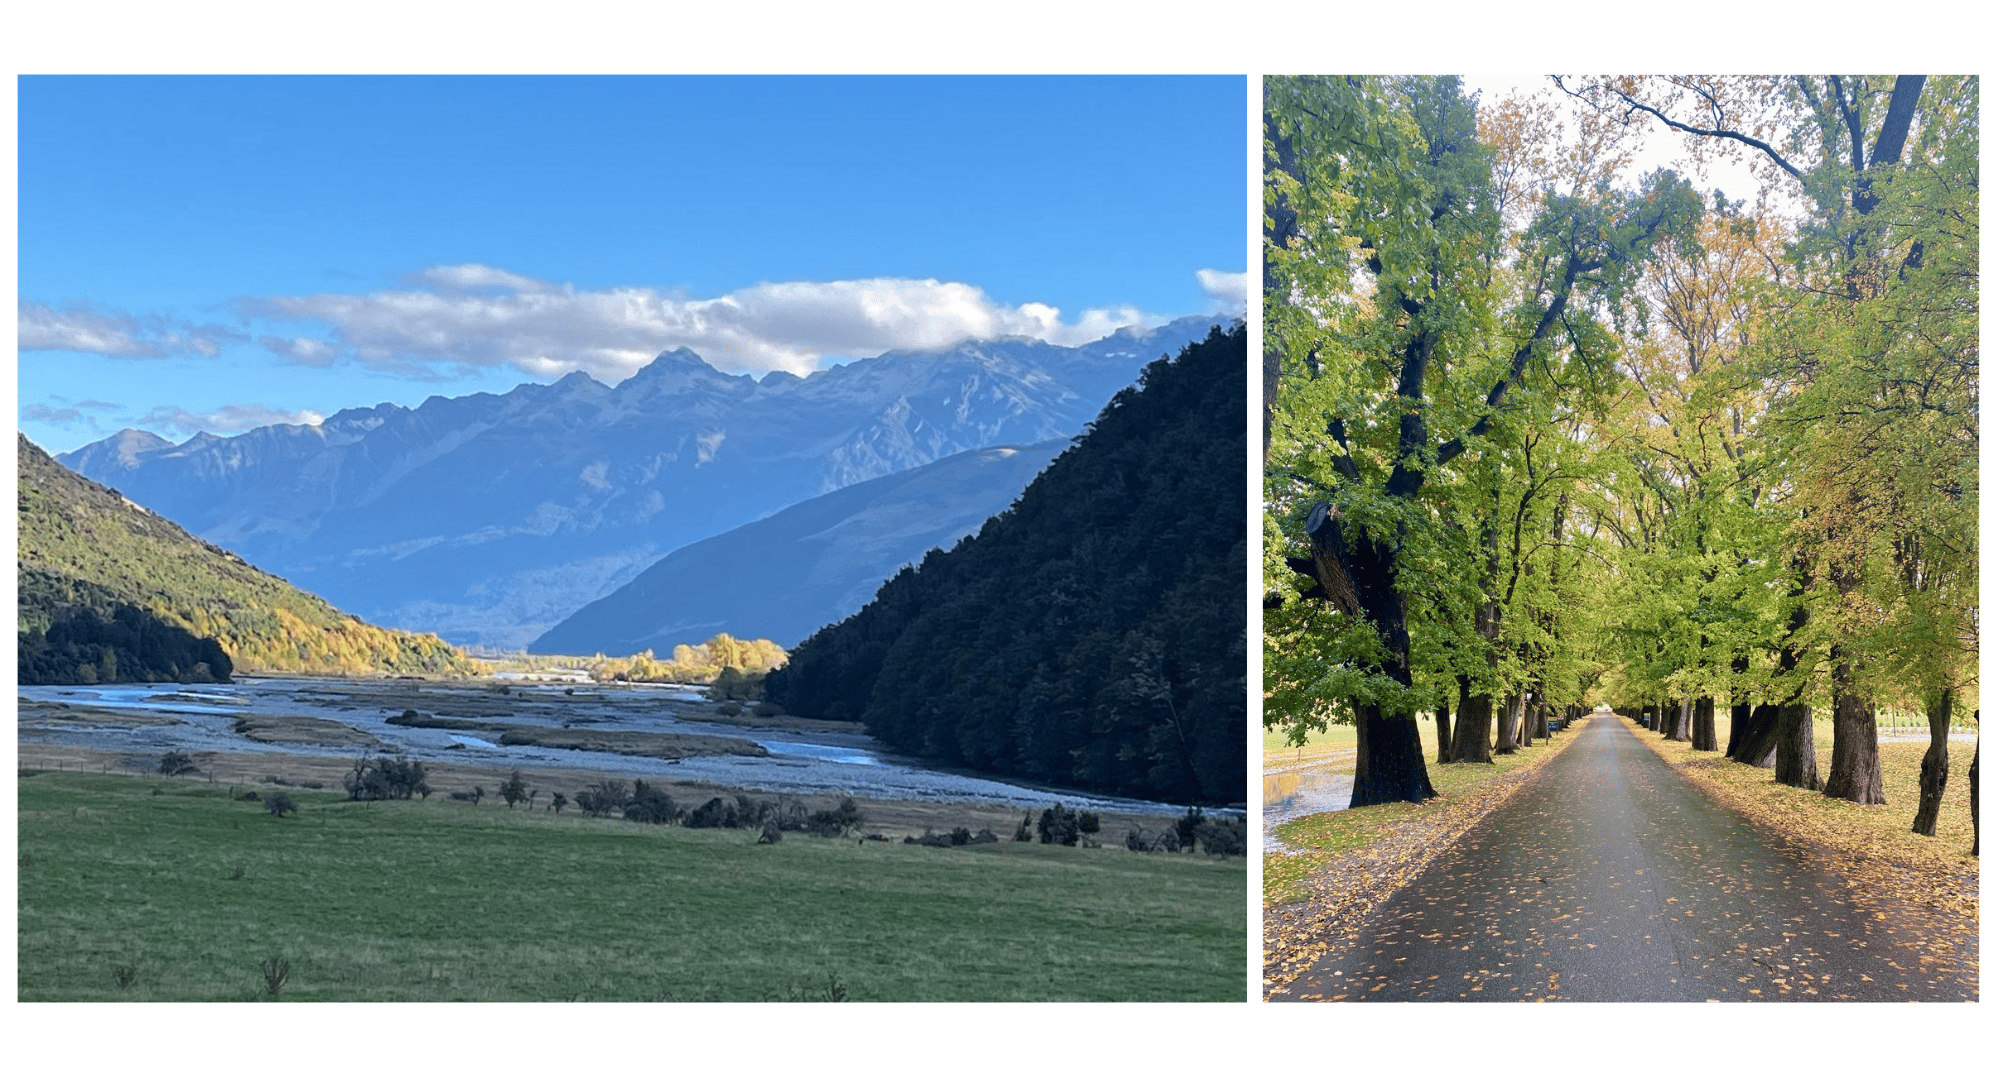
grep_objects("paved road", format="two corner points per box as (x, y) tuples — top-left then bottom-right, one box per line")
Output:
(1277, 715), (1976, 1002)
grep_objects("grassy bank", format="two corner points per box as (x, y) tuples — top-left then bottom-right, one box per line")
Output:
(1623, 712), (1977, 912)
(18, 770), (1244, 1002)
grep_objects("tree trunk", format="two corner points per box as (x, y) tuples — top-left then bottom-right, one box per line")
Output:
(1352, 701), (1438, 806)
(1822, 649), (1886, 805)
(1436, 698), (1454, 765)
(1969, 733), (1979, 855)
(1729, 700), (1780, 767)
(1773, 702), (1820, 790)
(1452, 677), (1494, 765)
(1299, 502), (1436, 807)
(1494, 693), (1521, 755)
(1911, 687), (1953, 836)
(1691, 696), (1717, 751)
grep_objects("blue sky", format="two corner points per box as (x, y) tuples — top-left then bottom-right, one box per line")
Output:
(17, 75), (1248, 454)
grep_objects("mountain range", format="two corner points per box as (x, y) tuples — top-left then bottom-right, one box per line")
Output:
(531, 438), (1070, 653)
(62, 317), (1222, 650)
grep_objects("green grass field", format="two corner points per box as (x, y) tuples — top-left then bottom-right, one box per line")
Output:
(18, 771), (1245, 1001)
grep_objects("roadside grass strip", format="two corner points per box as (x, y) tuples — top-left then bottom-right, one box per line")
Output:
(1624, 713), (1978, 996)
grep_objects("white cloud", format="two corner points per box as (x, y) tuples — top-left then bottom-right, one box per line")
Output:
(18, 299), (240, 359)
(1196, 268), (1248, 314)
(136, 403), (327, 440)
(245, 267), (1184, 382)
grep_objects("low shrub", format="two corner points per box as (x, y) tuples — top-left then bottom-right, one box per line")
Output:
(260, 955), (290, 998)
(236, 791), (262, 802)
(1037, 803), (1080, 846)
(263, 792), (298, 817)
(623, 780), (679, 825)
(1174, 807), (1206, 850)
(158, 751), (198, 777)
(1013, 811), (1033, 842)
(344, 755), (429, 801)
(950, 826), (972, 846)
(574, 781), (627, 818)
(717, 702), (744, 717)
(1193, 817), (1246, 856)
(754, 701), (782, 717)
(757, 821), (782, 844)
(1078, 810), (1101, 834)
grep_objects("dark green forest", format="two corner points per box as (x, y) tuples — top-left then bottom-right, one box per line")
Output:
(766, 325), (1247, 804)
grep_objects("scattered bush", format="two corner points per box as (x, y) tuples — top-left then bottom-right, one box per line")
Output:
(300, 781), (323, 790)
(1014, 811), (1033, 842)
(158, 751), (198, 777)
(1078, 810), (1101, 834)
(448, 790), (476, 802)
(717, 702), (744, 717)
(950, 826), (972, 846)
(575, 780), (630, 818)
(550, 792), (568, 813)
(806, 797), (865, 838)
(1175, 807), (1206, 851)
(236, 791), (262, 802)
(1193, 817), (1246, 856)
(757, 821), (782, 844)
(1037, 803), (1080, 846)
(263, 792), (298, 817)
(1125, 827), (1150, 852)
(499, 769), (529, 809)
(685, 796), (740, 829)
(754, 701), (782, 717)
(112, 964), (139, 991)
(971, 828), (999, 844)
(260, 955), (290, 998)
(623, 780), (680, 825)
(344, 755), (429, 801)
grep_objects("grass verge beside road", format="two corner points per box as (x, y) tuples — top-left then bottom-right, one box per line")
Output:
(1261, 715), (1590, 997)
(1623, 712), (1977, 963)
(18, 769), (1245, 1001)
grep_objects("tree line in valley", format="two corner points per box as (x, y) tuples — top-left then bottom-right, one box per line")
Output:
(1265, 76), (1976, 845)
(768, 326), (1248, 805)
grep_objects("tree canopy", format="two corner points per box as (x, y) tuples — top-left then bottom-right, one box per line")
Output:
(1266, 75), (1976, 836)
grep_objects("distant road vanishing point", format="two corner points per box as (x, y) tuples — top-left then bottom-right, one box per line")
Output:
(1272, 715), (1977, 1002)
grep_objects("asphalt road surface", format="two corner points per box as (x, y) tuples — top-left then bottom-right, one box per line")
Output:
(1277, 715), (1976, 1002)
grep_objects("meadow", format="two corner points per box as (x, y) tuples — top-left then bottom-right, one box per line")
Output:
(18, 769), (1245, 1002)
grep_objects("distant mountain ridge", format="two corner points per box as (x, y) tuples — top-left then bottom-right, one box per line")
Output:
(17, 435), (478, 683)
(62, 317), (1222, 649)
(531, 438), (1071, 654)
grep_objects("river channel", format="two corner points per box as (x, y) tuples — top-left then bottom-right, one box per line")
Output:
(16, 676), (1192, 816)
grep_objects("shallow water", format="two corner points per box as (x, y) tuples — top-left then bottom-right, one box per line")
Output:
(1262, 767), (1353, 853)
(18, 676), (1189, 815)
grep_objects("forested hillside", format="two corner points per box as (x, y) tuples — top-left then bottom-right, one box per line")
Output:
(766, 325), (1246, 804)
(18, 435), (480, 683)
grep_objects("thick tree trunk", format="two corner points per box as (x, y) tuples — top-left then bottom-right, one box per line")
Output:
(1352, 701), (1438, 806)
(1970, 734), (1979, 855)
(1299, 502), (1436, 807)
(1436, 699), (1455, 765)
(1731, 702), (1782, 768)
(1452, 678), (1494, 765)
(1494, 693), (1522, 755)
(1773, 703), (1820, 790)
(1823, 650), (1886, 805)
(1912, 687), (1953, 837)
(1664, 698), (1691, 742)
(1691, 696), (1717, 751)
